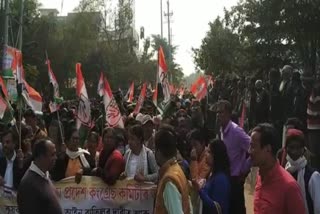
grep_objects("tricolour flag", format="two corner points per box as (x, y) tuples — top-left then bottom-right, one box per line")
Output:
(0, 96), (7, 119)
(16, 51), (24, 84)
(125, 82), (134, 103)
(2, 46), (19, 78)
(158, 46), (170, 103)
(190, 76), (207, 100)
(133, 82), (147, 115)
(47, 60), (62, 113)
(103, 77), (124, 128)
(0, 76), (8, 99)
(76, 63), (91, 128)
(97, 72), (105, 97)
(22, 80), (43, 114)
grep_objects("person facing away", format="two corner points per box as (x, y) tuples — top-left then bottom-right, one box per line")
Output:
(188, 129), (211, 181)
(154, 125), (192, 214)
(216, 100), (251, 214)
(17, 139), (62, 214)
(0, 129), (25, 190)
(284, 129), (320, 214)
(249, 123), (306, 214)
(94, 127), (125, 185)
(193, 139), (231, 214)
(51, 127), (92, 183)
(122, 125), (158, 183)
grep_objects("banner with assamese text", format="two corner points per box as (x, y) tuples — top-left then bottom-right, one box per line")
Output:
(0, 176), (156, 214)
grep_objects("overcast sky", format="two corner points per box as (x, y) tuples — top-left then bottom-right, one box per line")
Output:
(40, 0), (239, 76)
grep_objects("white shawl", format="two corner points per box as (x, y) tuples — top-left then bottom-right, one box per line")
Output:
(66, 148), (90, 169)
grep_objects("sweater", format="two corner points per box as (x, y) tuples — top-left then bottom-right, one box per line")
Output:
(17, 170), (62, 214)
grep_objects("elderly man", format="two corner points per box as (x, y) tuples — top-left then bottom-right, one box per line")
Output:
(17, 139), (62, 214)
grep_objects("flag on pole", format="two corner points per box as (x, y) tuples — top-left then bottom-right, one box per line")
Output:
(125, 82), (134, 103)
(2, 46), (19, 78)
(16, 51), (24, 84)
(153, 84), (158, 107)
(22, 80), (43, 114)
(76, 63), (91, 128)
(97, 72), (105, 97)
(133, 83), (147, 115)
(0, 76), (8, 99)
(0, 96), (7, 119)
(158, 46), (170, 103)
(103, 77), (124, 128)
(47, 60), (62, 112)
(190, 76), (207, 100)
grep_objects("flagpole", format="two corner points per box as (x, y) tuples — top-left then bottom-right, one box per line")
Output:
(45, 51), (64, 146)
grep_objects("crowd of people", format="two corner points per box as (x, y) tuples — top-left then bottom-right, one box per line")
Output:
(0, 65), (320, 214)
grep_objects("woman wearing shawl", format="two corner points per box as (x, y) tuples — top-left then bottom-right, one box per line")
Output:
(122, 125), (158, 183)
(51, 128), (93, 183)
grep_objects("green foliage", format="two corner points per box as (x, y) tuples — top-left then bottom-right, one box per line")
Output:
(195, 0), (320, 77)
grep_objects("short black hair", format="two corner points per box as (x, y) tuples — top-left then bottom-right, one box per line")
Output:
(209, 139), (230, 175)
(187, 129), (207, 145)
(23, 109), (36, 118)
(65, 127), (78, 142)
(1, 129), (17, 144)
(252, 123), (279, 157)
(155, 125), (177, 159)
(88, 131), (99, 143)
(129, 125), (144, 143)
(217, 100), (232, 114)
(33, 138), (52, 159)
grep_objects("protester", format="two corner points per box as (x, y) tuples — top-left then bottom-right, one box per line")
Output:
(17, 139), (62, 214)
(23, 109), (47, 145)
(94, 127), (125, 185)
(51, 127), (92, 183)
(123, 125), (158, 182)
(154, 125), (192, 214)
(85, 131), (100, 168)
(188, 129), (210, 181)
(284, 129), (320, 214)
(0, 130), (25, 190)
(250, 123), (306, 214)
(193, 139), (231, 214)
(216, 100), (251, 214)
(140, 114), (155, 151)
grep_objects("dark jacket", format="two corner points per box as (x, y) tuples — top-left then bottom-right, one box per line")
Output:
(50, 152), (93, 181)
(0, 156), (27, 190)
(17, 170), (63, 214)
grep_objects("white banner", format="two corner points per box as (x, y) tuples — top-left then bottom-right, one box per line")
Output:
(0, 176), (156, 214)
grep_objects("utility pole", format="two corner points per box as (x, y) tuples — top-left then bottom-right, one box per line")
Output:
(164, 0), (173, 82)
(18, 0), (24, 50)
(160, 0), (163, 38)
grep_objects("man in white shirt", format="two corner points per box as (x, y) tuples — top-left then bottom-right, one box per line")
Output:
(0, 130), (25, 190)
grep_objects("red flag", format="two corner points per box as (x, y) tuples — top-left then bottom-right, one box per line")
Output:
(133, 83), (147, 115)
(0, 76), (8, 99)
(103, 77), (124, 128)
(190, 76), (207, 100)
(97, 72), (105, 97)
(158, 46), (170, 102)
(76, 63), (91, 128)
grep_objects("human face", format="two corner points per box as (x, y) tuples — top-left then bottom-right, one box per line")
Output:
(191, 139), (205, 158)
(2, 133), (15, 157)
(206, 150), (213, 167)
(143, 121), (154, 139)
(286, 140), (304, 161)
(44, 142), (57, 171)
(87, 136), (98, 155)
(25, 116), (36, 128)
(249, 131), (270, 167)
(128, 132), (142, 155)
(67, 130), (80, 152)
(216, 105), (230, 128)
(103, 130), (116, 152)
